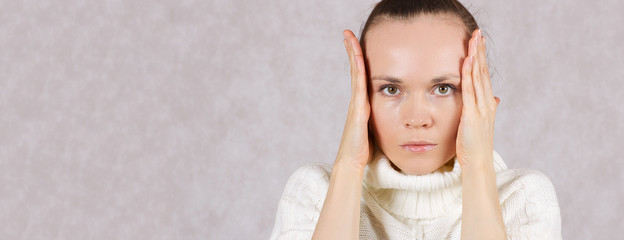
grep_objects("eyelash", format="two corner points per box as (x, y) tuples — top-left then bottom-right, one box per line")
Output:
(378, 84), (457, 97)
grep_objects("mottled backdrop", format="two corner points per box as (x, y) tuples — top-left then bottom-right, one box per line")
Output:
(1, 0), (622, 239)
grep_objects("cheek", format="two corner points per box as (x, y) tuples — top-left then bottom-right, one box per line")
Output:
(371, 97), (400, 120)
(432, 98), (463, 135)
(434, 96), (462, 114)
(370, 98), (401, 140)
(434, 96), (462, 115)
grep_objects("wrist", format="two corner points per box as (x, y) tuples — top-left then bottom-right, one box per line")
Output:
(460, 159), (496, 179)
(459, 154), (494, 170)
(332, 159), (365, 180)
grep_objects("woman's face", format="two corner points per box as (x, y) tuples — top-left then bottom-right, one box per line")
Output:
(365, 15), (468, 175)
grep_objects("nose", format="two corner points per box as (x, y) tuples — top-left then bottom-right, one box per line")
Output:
(401, 93), (433, 128)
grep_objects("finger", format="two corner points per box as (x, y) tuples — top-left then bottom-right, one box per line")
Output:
(461, 53), (475, 114)
(343, 32), (354, 73)
(471, 30), (486, 114)
(344, 30), (364, 60)
(344, 29), (367, 101)
(479, 35), (496, 111)
(343, 31), (357, 95)
(477, 32), (489, 79)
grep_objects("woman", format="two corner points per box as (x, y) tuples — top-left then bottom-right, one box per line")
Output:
(270, 0), (561, 239)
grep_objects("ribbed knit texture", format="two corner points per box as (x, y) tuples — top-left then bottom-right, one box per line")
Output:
(269, 148), (562, 239)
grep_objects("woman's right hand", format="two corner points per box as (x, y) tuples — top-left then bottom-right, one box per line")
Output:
(311, 29), (373, 240)
(335, 29), (374, 172)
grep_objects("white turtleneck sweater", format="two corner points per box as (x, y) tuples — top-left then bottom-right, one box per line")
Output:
(269, 149), (562, 239)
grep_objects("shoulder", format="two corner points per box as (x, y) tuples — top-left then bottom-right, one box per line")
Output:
(496, 168), (559, 208)
(269, 163), (332, 240)
(279, 163), (332, 206)
(289, 162), (333, 181)
(496, 168), (562, 238)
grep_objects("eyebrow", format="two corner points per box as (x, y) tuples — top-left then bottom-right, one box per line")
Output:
(371, 73), (460, 84)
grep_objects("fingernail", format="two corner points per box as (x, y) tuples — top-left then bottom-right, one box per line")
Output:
(478, 29), (482, 36)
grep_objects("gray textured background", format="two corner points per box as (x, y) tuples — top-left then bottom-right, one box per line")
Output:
(1, 0), (622, 239)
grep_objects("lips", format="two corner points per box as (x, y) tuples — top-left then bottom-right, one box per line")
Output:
(400, 141), (436, 153)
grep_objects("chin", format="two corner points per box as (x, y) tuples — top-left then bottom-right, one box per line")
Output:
(385, 148), (452, 175)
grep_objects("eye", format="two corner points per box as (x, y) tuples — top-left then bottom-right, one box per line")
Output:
(433, 84), (456, 96)
(379, 84), (401, 96)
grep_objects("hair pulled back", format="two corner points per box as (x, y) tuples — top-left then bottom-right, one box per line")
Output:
(359, 0), (478, 47)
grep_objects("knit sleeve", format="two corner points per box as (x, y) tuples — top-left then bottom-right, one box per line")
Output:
(269, 163), (331, 240)
(501, 169), (562, 240)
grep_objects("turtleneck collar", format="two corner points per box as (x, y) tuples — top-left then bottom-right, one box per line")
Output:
(362, 147), (508, 220)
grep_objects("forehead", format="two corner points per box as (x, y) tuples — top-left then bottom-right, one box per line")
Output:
(364, 15), (468, 81)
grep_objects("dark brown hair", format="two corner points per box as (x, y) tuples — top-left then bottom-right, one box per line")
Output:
(359, 0), (479, 47)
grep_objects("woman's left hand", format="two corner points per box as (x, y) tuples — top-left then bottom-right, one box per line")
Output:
(458, 28), (508, 240)
(456, 29), (501, 169)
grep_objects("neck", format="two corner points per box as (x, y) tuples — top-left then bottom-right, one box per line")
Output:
(362, 149), (508, 220)
(363, 151), (463, 219)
